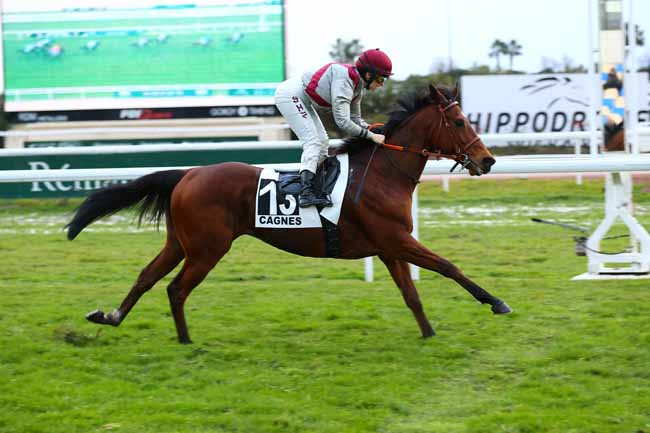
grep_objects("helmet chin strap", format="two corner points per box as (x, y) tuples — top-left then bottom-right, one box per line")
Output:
(364, 72), (376, 90)
(359, 53), (378, 89)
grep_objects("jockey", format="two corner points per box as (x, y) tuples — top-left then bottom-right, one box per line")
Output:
(274, 48), (393, 208)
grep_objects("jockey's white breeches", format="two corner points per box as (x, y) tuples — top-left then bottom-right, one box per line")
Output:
(275, 77), (329, 174)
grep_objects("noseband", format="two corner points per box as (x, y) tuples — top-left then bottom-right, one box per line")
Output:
(432, 101), (482, 172)
(378, 100), (481, 173)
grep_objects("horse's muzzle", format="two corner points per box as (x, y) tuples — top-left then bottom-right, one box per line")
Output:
(482, 156), (496, 174)
(468, 156), (495, 176)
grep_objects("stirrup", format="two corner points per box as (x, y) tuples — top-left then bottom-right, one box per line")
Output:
(321, 194), (333, 208)
(299, 192), (329, 208)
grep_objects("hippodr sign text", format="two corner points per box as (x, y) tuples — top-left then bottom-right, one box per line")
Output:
(461, 73), (650, 134)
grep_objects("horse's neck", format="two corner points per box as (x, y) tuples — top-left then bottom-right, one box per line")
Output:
(380, 122), (430, 184)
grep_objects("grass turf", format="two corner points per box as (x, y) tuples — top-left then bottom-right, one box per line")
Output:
(1, 177), (649, 433)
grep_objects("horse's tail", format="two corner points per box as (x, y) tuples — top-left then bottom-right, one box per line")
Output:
(66, 169), (187, 240)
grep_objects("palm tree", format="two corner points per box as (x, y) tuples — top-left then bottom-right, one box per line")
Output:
(488, 39), (508, 71)
(506, 39), (523, 71)
(329, 38), (364, 64)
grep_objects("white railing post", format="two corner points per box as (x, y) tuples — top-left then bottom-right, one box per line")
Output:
(410, 187), (420, 280)
(364, 256), (374, 282)
(624, 0), (640, 155)
(575, 141), (583, 185)
(441, 175), (450, 192)
(586, 0), (601, 155)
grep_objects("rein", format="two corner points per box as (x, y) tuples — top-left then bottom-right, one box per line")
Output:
(353, 142), (379, 204)
(381, 145), (421, 185)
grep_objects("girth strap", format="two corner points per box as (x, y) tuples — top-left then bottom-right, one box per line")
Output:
(320, 216), (341, 258)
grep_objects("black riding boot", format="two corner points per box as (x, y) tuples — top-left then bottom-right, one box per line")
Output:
(299, 170), (329, 208)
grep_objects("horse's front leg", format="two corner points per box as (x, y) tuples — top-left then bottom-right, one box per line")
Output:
(395, 235), (512, 314)
(379, 255), (435, 338)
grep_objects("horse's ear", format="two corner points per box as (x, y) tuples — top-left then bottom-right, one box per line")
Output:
(429, 84), (442, 105)
(452, 82), (459, 101)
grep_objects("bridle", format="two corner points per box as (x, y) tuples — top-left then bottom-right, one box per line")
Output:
(353, 98), (482, 202)
(378, 100), (482, 174)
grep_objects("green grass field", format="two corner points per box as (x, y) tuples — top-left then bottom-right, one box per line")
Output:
(1, 178), (650, 433)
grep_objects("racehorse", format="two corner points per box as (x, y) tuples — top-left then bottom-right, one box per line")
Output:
(604, 121), (624, 151)
(66, 84), (512, 344)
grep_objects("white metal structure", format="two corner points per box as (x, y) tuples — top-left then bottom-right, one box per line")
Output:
(580, 172), (650, 276)
(11, 153), (650, 180)
(11, 129), (650, 149)
(2, 152), (650, 280)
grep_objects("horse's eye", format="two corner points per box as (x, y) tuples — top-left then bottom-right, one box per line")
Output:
(454, 119), (465, 128)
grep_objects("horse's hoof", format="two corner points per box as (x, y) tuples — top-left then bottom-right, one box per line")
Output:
(421, 327), (436, 338)
(86, 309), (106, 324)
(492, 301), (513, 314)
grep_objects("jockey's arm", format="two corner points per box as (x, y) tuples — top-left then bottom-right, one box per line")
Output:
(332, 79), (371, 139)
(350, 96), (369, 129)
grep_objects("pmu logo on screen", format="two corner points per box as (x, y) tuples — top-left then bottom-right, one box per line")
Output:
(256, 178), (302, 227)
(119, 109), (173, 120)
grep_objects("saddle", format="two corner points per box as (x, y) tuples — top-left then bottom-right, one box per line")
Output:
(277, 156), (341, 205)
(276, 156), (342, 257)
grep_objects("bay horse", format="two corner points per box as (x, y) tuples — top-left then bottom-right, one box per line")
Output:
(66, 84), (512, 344)
(604, 121), (624, 151)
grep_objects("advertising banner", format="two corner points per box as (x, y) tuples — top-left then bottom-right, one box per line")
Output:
(461, 73), (650, 135)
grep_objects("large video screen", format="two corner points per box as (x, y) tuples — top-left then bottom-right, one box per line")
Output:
(1, 0), (285, 112)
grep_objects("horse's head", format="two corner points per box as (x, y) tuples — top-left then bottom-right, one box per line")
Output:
(427, 84), (495, 175)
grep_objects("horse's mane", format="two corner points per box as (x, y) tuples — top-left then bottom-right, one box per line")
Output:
(336, 85), (454, 155)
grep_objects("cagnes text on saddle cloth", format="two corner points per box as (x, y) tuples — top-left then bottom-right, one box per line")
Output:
(255, 154), (349, 229)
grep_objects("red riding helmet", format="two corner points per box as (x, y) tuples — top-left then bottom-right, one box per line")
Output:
(355, 48), (394, 77)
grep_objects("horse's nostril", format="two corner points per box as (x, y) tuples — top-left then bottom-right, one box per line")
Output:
(483, 157), (496, 168)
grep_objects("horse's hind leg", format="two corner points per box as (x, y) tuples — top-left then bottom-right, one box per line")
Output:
(166, 229), (233, 344)
(379, 255), (435, 338)
(86, 230), (184, 327)
(395, 236), (512, 314)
